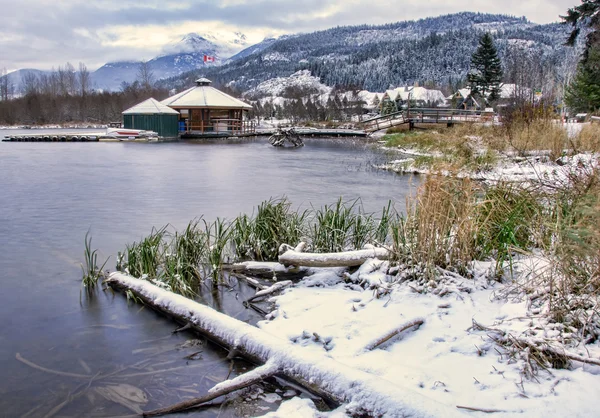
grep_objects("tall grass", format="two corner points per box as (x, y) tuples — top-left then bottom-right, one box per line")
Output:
(116, 198), (397, 297)
(81, 231), (109, 293)
(203, 218), (232, 284)
(311, 198), (359, 252)
(230, 198), (308, 261)
(543, 168), (600, 340)
(390, 177), (479, 280)
(123, 226), (167, 279)
(572, 123), (600, 153)
(475, 183), (544, 272)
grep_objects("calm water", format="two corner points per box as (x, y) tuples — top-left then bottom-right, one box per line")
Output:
(0, 130), (414, 417)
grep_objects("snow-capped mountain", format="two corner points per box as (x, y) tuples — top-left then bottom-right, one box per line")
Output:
(93, 32), (251, 90)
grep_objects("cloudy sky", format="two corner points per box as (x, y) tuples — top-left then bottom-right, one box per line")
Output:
(0, 0), (577, 72)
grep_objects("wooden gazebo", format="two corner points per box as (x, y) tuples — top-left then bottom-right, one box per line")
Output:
(161, 78), (255, 136)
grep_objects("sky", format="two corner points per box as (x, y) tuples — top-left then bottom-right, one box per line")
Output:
(0, 0), (578, 73)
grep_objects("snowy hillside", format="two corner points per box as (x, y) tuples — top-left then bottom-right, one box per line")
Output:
(172, 12), (569, 94)
(244, 70), (332, 101)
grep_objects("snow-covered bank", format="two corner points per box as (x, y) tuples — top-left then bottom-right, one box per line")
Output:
(377, 150), (600, 185)
(107, 272), (463, 417)
(257, 256), (600, 417)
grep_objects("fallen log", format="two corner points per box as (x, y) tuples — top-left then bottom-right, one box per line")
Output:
(278, 246), (390, 268)
(106, 272), (463, 417)
(223, 261), (309, 281)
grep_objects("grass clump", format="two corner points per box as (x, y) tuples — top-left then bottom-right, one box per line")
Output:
(475, 183), (544, 273)
(123, 226), (167, 279)
(231, 198), (308, 261)
(81, 231), (109, 293)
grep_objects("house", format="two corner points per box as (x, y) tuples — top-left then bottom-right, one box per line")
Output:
(161, 78), (254, 135)
(394, 86), (446, 108)
(448, 84), (535, 110)
(362, 86), (447, 114)
(447, 88), (481, 110)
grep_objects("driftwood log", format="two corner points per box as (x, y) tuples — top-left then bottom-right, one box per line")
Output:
(223, 262), (309, 281)
(106, 272), (461, 417)
(278, 245), (390, 268)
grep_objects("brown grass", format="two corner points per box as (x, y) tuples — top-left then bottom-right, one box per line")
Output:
(392, 176), (480, 279)
(571, 123), (600, 153)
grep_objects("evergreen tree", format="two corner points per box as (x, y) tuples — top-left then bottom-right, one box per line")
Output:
(467, 33), (503, 103)
(562, 0), (600, 57)
(565, 45), (600, 112)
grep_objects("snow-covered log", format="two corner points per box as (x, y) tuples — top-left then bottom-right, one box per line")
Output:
(106, 272), (462, 417)
(278, 247), (390, 268)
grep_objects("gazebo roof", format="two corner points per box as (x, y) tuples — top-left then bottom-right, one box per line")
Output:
(122, 98), (180, 115)
(161, 79), (253, 110)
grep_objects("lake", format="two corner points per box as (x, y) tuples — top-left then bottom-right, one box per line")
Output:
(0, 130), (414, 417)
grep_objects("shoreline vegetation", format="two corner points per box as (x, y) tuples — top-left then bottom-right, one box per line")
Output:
(83, 114), (600, 416)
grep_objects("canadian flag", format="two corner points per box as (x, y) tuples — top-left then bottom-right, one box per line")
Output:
(203, 55), (215, 63)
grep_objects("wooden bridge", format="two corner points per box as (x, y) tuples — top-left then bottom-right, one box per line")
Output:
(360, 108), (490, 133)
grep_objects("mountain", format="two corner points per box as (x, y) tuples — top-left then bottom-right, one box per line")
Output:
(92, 32), (251, 91)
(227, 36), (292, 62)
(159, 12), (572, 94)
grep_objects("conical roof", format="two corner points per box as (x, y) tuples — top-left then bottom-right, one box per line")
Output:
(161, 81), (253, 110)
(122, 98), (180, 115)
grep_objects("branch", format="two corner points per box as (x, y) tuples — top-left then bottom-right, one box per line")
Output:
(245, 280), (292, 304)
(143, 361), (279, 416)
(362, 318), (425, 351)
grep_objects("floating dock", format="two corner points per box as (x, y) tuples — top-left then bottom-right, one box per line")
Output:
(2, 133), (104, 142)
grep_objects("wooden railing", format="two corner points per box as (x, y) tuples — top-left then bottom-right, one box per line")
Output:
(186, 119), (256, 135)
(361, 108), (489, 132)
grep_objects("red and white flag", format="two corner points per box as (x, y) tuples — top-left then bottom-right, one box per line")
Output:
(203, 55), (215, 63)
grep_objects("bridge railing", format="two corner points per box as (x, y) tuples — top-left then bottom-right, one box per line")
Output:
(361, 110), (406, 132)
(360, 108), (488, 132)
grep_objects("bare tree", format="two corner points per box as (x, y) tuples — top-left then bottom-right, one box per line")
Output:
(554, 47), (580, 118)
(137, 61), (154, 92)
(0, 67), (14, 101)
(77, 62), (91, 96)
(21, 72), (39, 96)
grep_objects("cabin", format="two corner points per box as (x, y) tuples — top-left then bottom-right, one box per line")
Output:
(447, 88), (481, 110)
(122, 98), (180, 138)
(161, 78), (254, 136)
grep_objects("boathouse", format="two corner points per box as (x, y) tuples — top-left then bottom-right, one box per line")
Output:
(160, 78), (254, 136)
(122, 98), (180, 138)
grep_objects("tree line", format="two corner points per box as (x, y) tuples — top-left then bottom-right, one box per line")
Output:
(0, 62), (169, 125)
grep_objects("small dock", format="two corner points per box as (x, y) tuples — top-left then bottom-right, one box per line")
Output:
(2, 133), (104, 142)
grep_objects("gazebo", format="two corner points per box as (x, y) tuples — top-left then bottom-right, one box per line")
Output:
(161, 78), (254, 135)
